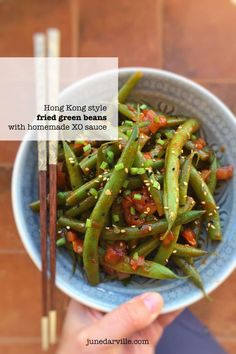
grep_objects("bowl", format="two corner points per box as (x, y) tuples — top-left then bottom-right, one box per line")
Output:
(12, 67), (236, 313)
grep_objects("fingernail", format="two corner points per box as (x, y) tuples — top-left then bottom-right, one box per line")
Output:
(142, 293), (163, 313)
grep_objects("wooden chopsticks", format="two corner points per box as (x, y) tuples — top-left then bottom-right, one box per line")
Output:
(33, 28), (60, 351)
(47, 28), (60, 347)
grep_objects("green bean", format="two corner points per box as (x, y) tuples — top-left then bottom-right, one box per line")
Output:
(118, 71), (143, 103)
(185, 141), (211, 161)
(165, 116), (187, 127)
(63, 142), (83, 190)
(153, 194), (196, 265)
(152, 159), (165, 170)
(83, 125), (139, 285)
(130, 238), (160, 258)
(65, 191), (102, 217)
(190, 166), (222, 241)
(101, 257), (181, 280)
(135, 151), (164, 216)
(66, 172), (111, 206)
(172, 256), (207, 295)
(179, 153), (196, 206)
(102, 210), (205, 241)
(173, 244), (207, 258)
(207, 154), (217, 194)
(120, 132), (163, 216)
(56, 237), (66, 247)
(30, 191), (71, 212)
(118, 103), (136, 120)
(164, 119), (200, 233)
(79, 151), (97, 174)
(58, 217), (85, 233)
(153, 225), (181, 265)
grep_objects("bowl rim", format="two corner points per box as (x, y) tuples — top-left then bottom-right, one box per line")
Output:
(12, 67), (236, 313)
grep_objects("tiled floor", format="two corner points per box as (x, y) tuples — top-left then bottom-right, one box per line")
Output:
(0, 0), (235, 353)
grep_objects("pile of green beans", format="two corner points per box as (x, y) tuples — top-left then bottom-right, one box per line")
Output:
(30, 71), (233, 294)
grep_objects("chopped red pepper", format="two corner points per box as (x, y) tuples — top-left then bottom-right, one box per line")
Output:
(130, 256), (145, 271)
(161, 231), (175, 247)
(122, 187), (156, 226)
(104, 242), (127, 265)
(72, 239), (83, 254)
(140, 109), (167, 135)
(216, 165), (234, 180)
(182, 228), (197, 247)
(194, 137), (206, 150)
(143, 152), (152, 159)
(66, 230), (78, 242)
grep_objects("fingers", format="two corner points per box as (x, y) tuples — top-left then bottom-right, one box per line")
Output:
(78, 292), (163, 345)
(62, 300), (103, 336)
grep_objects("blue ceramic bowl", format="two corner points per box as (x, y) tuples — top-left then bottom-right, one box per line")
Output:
(12, 68), (236, 313)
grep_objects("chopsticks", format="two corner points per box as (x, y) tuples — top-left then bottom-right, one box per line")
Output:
(47, 28), (60, 346)
(33, 28), (60, 351)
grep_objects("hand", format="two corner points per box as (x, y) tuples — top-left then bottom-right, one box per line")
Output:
(57, 292), (180, 354)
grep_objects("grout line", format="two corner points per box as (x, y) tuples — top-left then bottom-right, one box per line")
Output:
(158, 0), (164, 69)
(0, 163), (13, 169)
(0, 249), (26, 254)
(0, 337), (40, 344)
(70, 0), (80, 56)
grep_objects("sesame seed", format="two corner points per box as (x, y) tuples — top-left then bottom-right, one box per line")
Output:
(148, 226), (152, 231)
(119, 144), (122, 150)
(211, 225), (216, 229)
(201, 201), (206, 204)
(85, 167), (90, 172)
(164, 206), (169, 210)
(173, 250), (177, 254)
(183, 181), (188, 186)
(121, 229), (126, 233)
(125, 168), (128, 173)
(66, 226), (70, 230)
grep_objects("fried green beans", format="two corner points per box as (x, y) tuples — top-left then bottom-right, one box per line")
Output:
(101, 257), (181, 280)
(83, 126), (139, 285)
(190, 166), (222, 240)
(30, 71), (232, 291)
(164, 119), (200, 233)
(63, 142), (83, 189)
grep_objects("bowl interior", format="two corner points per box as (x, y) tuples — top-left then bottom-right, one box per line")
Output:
(12, 68), (236, 313)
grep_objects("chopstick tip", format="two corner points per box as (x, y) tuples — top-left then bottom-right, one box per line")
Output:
(41, 316), (49, 351)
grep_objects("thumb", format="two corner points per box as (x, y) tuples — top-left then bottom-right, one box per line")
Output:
(79, 292), (163, 343)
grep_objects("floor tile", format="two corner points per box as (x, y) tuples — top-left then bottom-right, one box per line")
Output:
(79, 0), (162, 67)
(0, 142), (20, 166)
(198, 82), (236, 115)
(0, 253), (66, 337)
(0, 166), (24, 250)
(0, 0), (72, 56)
(216, 338), (236, 354)
(163, 0), (236, 79)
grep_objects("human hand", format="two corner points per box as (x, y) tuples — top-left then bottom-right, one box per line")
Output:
(57, 292), (180, 354)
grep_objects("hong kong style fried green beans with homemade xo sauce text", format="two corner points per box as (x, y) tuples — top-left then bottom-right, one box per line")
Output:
(30, 72), (234, 294)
